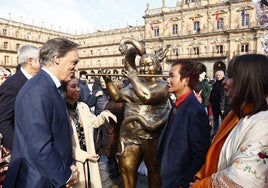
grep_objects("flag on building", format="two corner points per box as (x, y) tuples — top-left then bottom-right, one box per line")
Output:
(150, 21), (154, 30)
(215, 11), (219, 21)
(165, 17), (173, 27)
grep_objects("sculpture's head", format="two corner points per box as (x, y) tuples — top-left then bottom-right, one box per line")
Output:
(139, 54), (162, 75)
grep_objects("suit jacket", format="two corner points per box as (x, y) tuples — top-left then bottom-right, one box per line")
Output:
(3, 69), (73, 188)
(0, 69), (28, 149)
(157, 93), (211, 188)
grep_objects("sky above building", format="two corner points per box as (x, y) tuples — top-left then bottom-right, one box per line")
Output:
(0, 0), (177, 34)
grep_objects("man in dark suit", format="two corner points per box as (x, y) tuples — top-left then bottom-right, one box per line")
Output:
(209, 70), (228, 139)
(0, 44), (40, 150)
(157, 60), (211, 188)
(4, 38), (80, 188)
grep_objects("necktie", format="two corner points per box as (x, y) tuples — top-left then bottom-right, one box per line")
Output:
(58, 86), (64, 99)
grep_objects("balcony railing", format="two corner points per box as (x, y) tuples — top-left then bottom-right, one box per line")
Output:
(167, 51), (229, 60)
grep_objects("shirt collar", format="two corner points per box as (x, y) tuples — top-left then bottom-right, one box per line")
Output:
(20, 67), (33, 80)
(41, 67), (61, 88)
(175, 91), (192, 107)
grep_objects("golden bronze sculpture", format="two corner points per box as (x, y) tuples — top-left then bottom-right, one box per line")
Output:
(103, 38), (170, 188)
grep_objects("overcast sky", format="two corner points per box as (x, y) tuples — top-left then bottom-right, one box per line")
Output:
(0, 0), (177, 34)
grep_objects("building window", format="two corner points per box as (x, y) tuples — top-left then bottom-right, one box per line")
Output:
(172, 24), (178, 35)
(4, 42), (8, 49)
(241, 43), (249, 52)
(173, 48), (179, 56)
(217, 18), (224, 30)
(194, 47), (199, 55)
(3, 29), (7, 35)
(4, 56), (9, 65)
(216, 45), (224, 54)
(16, 44), (20, 51)
(193, 21), (200, 32)
(242, 14), (249, 27)
(16, 31), (19, 38)
(154, 27), (159, 37)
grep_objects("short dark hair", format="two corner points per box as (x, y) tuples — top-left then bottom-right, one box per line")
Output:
(171, 60), (199, 90)
(79, 70), (88, 78)
(62, 75), (77, 92)
(227, 54), (268, 117)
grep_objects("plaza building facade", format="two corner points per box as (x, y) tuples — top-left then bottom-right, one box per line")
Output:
(0, 0), (266, 79)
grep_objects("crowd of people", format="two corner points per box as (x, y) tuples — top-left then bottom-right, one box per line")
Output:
(0, 36), (267, 188)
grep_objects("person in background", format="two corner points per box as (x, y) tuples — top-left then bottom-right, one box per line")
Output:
(193, 70), (211, 114)
(157, 60), (211, 188)
(99, 79), (125, 179)
(79, 70), (91, 104)
(209, 70), (226, 138)
(0, 44), (40, 150)
(62, 76), (117, 188)
(0, 67), (10, 85)
(3, 38), (79, 187)
(191, 54), (268, 187)
(88, 77), (110, 153)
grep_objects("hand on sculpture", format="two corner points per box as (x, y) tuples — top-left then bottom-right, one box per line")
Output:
(87, 154), (100, 162)
(122, 66), (137, 79)
(101, 110), (117, 123)
(66, 165), (79, 187)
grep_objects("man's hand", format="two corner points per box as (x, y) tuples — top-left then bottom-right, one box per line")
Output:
(66, 165), (79, 187)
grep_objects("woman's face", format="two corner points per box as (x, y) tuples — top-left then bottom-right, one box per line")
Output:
(100, 77), (106, 89)
(65, 78), (80, 102)
(223, 75), (234, 99)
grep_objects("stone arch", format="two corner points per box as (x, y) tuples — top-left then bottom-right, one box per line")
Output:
(113, 69), (119, 74)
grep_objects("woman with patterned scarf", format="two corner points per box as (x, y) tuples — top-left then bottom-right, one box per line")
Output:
(62, 76), (117, 188)
(191, 54), (268, 187)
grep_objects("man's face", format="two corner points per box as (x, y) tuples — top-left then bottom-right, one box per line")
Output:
(80, 74), (87, 80)
(215, 71), (224, 80)
(57, 50), (79, 82)
(30, 57), (41, 76)
(167, 64), (188, 97)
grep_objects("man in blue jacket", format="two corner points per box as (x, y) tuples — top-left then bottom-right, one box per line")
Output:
(4, 38), (80, 188)
(157, 60), (211, 188)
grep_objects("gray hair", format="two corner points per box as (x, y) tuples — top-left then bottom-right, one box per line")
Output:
(17, 45), (39, 66)
(39, 38), (79, 66)
(215, 70), (225, 76)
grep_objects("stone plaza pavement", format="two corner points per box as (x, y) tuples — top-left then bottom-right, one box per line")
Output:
(98, 158), (148, 188)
